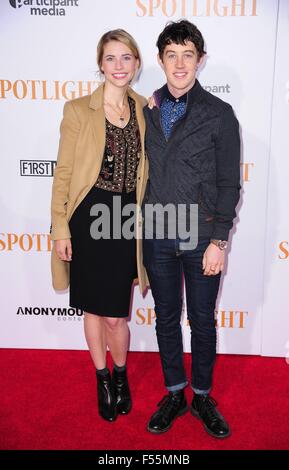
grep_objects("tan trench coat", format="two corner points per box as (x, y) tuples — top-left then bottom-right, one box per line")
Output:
(50, 83), (149, 294)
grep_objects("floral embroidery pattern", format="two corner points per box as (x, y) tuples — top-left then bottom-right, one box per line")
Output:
(95, 97), (141, 193)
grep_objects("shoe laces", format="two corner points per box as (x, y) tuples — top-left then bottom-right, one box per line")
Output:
(157, 394), (181, 420)
(197, 395), (219, 421)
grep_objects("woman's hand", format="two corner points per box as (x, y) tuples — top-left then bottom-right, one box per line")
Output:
(55, 239), (72, 261)
(202, 243), (225, 276)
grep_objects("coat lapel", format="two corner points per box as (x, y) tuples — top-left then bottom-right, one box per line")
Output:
(88, 83), (106, 182)
(128, 87), (146, 155)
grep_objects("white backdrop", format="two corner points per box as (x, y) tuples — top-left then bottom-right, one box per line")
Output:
(261, 0), (289, 358)
(0, 0), (288, 356)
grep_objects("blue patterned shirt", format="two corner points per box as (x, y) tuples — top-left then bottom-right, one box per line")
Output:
(160, 87), (187, 140)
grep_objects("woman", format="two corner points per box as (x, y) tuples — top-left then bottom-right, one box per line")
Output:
(50, 30), (148, 422)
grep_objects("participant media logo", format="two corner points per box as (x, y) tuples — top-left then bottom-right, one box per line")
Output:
(204, 84), (231, 94)
(9, 0), (22, 7)
(9, 0), (79, 16)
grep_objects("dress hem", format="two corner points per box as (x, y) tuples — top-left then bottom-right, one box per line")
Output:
(69, 303), (130, 318)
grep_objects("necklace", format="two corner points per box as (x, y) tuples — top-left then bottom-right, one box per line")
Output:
(104, 100), (128, 127)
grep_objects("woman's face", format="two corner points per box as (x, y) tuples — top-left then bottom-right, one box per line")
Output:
(101, 40), (139, 88)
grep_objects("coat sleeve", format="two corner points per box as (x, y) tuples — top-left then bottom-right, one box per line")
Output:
(210, 105), (241, 241)
(50, 100), (80, 240)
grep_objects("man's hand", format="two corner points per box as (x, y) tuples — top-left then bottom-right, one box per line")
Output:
(55, 239), (72, 261)
(202, 243), (225, 276)
(148, 95), (156, 109)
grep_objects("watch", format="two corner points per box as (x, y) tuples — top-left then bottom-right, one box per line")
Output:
(210, 239), (227, 250)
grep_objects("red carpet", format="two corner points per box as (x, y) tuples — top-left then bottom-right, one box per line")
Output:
(0, 349), (288, 450)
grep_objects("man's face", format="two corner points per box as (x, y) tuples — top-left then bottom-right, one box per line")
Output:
(158, 41), (203, 96)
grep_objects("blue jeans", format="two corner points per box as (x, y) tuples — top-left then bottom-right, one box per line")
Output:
(143, 238), (221, 394)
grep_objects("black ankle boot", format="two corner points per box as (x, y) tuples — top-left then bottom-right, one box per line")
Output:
(112, 367), (132, 415)
(96, 370), (117, 422)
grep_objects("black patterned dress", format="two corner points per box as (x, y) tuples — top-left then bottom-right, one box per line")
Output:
(69, 97), (141, 317)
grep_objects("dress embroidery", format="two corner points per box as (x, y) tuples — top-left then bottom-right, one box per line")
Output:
(95, 97), (141, 193)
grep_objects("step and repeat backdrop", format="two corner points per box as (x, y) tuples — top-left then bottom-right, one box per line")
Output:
(0, 0), (288, 356)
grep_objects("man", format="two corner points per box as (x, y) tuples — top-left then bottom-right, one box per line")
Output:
(142, 20), (240, 438)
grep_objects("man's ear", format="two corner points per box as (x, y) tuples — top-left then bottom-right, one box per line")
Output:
(197, 54), (205, 69)
(157, 54), (164, 70)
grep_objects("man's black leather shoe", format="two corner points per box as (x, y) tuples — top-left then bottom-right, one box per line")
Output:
(190, 394), (230, 438)
(112, 368), (132, 415)
(96, 370), (117, 422)
(147, 389), (188, 434)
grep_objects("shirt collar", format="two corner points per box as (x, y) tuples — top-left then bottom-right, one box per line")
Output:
(153, 79), (202, 109)
(163, 85), (187, 104)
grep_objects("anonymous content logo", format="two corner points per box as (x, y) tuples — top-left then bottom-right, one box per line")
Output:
(17, 306), (83, 321)
(9, 0), (79, 16)
(20, 160), (56, 176)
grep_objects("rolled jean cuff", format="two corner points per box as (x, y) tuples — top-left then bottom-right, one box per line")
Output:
(192, 386), (211, 395)
(167, 381), (188, 392)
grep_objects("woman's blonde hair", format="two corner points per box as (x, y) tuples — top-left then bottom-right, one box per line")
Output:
(97, 29), (142, 74)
